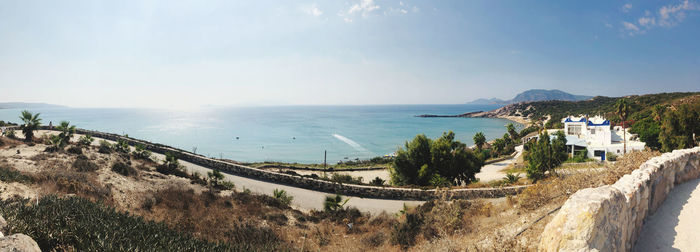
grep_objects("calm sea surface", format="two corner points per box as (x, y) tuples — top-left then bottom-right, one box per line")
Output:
(0, 105), (517, 163)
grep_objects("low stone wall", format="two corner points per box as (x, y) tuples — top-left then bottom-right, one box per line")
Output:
(34, 127), (526, 201)
(539, 147), (700, 251)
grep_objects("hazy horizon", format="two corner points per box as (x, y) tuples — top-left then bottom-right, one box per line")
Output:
(2, 0), (700, 109)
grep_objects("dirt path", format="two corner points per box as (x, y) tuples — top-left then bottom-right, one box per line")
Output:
(634, 178), (700, 251)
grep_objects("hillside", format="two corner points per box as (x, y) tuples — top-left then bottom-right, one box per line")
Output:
(467, 92), (700, 126)
(0, 103), (66, 109)
(467, 89), (592, 105)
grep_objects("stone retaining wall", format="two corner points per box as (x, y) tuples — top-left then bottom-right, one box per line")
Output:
(539, 147), (700, 251)
(44, 127), (526, 201)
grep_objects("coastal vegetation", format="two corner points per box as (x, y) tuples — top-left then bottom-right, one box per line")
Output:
(19, 110), (41, 142)
(523, 131), (568, 182)
(390, 131), (482, 186)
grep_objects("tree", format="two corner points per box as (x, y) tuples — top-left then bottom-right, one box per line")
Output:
(523, 131), (568, 182)
(19, 110), (41, 142)
(659, 104), (700, 152)
(615, 98), (630, 154)
(55, 121), (76, 147)
(492, 138), (506, 156)
(506, 123), (518, 141)
(473, 132), (486, 150)
(391, 131), (482, 186)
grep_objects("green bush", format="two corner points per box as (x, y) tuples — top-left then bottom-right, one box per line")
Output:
(369, 176), (385, 186)
(330, 173), (363, 184)
(607, 153), (618, 161)
(157, 152), (188, 178)
(503, 172), (520, 184)
(323, 194), (349, 213)
(77, 135), (94, 147)
(111, 162), (137, 177)
(132, 144), (152, 160)
(391, 131), (482, 186)
(273, 189), (293, 206)
(67, 146), (83, 155)
(524, 130), (568, 182)
(5, 129), (16, 139)
(98, 140), (113, 154)
(73, 156), (99, 172)
(114, 139), (130, 154)
(0, 196), (243, 251)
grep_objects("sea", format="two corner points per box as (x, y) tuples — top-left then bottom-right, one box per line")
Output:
(0, 104), (518, 164)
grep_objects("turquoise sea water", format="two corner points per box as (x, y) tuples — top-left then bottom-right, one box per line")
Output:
(0, 105), (517, 163)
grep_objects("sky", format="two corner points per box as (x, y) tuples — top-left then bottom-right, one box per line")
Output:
(1, 0), (699, 108)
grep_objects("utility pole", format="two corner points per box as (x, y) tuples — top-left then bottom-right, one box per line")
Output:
(324, 150), (327, 169)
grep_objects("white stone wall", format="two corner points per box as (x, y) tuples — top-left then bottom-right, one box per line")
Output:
(539, 147), (700, 251)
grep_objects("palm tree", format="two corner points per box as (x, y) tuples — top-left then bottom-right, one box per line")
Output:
(19, 110), (41, 142)
(506, 123), (518, 141)
(55, 121), (76, 147)
(473, 132), (486, 150)
(615, 98), (630, 154)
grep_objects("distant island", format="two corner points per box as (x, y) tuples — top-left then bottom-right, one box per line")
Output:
(466, 89), (593, 105)
(0, 102), (66, 109)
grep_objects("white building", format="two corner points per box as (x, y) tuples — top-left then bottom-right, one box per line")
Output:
(560, 115), (645, 161)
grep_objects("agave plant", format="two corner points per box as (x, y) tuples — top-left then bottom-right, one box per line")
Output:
(19, 110), (41, 141)
(503, 172), (520, 184)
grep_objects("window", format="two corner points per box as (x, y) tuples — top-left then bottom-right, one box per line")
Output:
(590, 128), (596, 134)
(617, 150), (620, 153)
(568, 125), (581, 135)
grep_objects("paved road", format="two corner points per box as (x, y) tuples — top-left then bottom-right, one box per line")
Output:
(151, 152), (425, 215)
(476, 145), (524, 182)
(634, 178), (700, 251)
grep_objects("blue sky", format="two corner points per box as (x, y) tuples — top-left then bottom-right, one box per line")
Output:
(1, 0), (699, 108)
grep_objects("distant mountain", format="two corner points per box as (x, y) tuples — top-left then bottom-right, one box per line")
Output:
(467, 89), (593, 105)
(0, 102), (66, 109)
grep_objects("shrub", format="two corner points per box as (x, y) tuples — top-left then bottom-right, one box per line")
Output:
(524, 130), (568, 182)
(98, 140), (113, 154)
(0, 196), (235, 251)
(216, 181), (235, 191)
(157, 152), (188, 177)
(330, 173), (363, 184)
(77, 135), (94, 147)
(114, 139), (130, 154)
(369, 176), (385, 186)
(73, 156), (99, 172)
(391, 131), (482, 186)
(503, 172), (520, 184)
(607, 153), (618, 161)
(362, 231), (387, 248)
(0, 165), (33, 183)
(132, 144), (152, 160)
(273, 189), (293, 206)
(390, 212), (423, 248)
(5, 129), (16, 139)
(323, 194), (350, 213)
(67, 146), (83, 155)
(112, 162), (137, 177)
